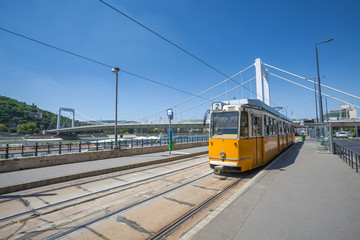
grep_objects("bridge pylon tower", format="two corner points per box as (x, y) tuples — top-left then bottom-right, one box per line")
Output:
(255, 58), (270, 106)
(57, 107), (75, 130)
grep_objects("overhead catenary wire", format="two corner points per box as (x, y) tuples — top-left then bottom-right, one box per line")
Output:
(269, 73), (360, 110)
(98, 0), (234, 81)
(121, 70), (209, 101)
(264, 63), (360, 101)
(0, 27), (211, 101)
(0, 27), (113, 69)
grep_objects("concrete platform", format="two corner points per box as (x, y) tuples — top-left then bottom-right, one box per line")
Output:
(0, 146), (208, 194)
(184, 141), (360, 240)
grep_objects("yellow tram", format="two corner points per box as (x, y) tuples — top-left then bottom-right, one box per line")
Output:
(209, 99), (295, 174)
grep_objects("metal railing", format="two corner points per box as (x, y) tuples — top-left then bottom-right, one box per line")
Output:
(0, 135), (209, 159)
(333, 142), (359, 173)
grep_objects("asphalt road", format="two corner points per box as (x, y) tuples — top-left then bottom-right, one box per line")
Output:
(334, 138), (360, 154)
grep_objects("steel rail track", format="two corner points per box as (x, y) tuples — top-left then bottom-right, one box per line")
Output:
(148, 175), (247, 240)
(44, 171), (214, 240)
(0, 161), (208, 223)
(0, 155), (206, 204)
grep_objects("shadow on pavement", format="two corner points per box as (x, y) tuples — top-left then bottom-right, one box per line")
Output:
(267, 142), (304, 170)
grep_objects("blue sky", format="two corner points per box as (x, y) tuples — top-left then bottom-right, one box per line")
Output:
(1, 0), (360, 123)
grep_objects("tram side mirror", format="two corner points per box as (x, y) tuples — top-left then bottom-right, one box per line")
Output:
(203, 110), (210, 126)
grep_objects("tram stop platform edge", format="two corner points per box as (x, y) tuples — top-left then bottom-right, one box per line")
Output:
(183, 141), (360, 240)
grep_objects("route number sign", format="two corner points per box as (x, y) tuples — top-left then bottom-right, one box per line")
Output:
(212, 102), (223, 111)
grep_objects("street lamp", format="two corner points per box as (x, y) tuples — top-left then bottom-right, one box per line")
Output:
(112, 67), (120, 148)
(315, 38), (333, 122)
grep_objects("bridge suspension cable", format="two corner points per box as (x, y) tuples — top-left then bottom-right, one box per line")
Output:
(74, 110), (112, 125)
(132, 64), (254, 121)
(147, 77), (256, 122)
(264, 63), (360, 101)
(269, 73), (360, 110)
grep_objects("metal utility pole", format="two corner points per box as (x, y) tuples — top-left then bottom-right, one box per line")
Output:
(315, 38), (333, 122)
(325, 97), (329, 122)
(314, 80), (318, 123)
(112, 67), (120, 148)
(167, 109), (173, 156)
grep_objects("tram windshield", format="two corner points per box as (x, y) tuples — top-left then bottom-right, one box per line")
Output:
(210, 112), (239, 139)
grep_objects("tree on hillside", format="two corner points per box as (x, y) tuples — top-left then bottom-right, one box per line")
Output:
(16, 122), (40, 134)
(0, 95), (79, 132)
(0, 123), (8, 132)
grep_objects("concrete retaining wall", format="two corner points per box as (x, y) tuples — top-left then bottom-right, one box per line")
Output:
(0, 142), (208, 173)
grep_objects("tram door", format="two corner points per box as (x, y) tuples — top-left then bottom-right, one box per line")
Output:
(251, 113), (263, 166)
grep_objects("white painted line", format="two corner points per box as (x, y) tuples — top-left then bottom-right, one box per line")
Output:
(171, 151), (190, 155)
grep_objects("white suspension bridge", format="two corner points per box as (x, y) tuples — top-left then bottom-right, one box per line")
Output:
(47, 58), (360, 134)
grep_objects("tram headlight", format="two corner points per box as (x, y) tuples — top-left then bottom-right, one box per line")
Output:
(220, 151), (226, 159)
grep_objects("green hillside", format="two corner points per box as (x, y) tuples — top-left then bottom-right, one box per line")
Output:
(0, 95), (76, 134)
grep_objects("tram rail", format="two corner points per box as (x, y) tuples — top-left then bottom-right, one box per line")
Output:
(0, 159), (208, 223)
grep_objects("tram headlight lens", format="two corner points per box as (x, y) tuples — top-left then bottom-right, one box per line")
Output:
(220, 151), (226, 158)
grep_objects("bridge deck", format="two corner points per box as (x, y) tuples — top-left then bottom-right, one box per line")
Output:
(185, 140), (360, 240)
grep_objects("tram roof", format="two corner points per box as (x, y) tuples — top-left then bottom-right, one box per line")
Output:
(219, 99), (293, 123)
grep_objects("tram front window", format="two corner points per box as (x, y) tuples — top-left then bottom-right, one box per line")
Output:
(210, 112), (239, 139)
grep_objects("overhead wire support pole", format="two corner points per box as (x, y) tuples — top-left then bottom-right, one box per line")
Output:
(315, 44), (324, 122)
(314, 80), (318, 123)
(315, 38), (333, 123)
(112, 67), (120, 149)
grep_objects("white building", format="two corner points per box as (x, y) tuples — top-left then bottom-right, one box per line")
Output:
(327, 104), (357, 120)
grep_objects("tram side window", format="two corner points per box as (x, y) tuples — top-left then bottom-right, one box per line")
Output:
(251, 114), (263, 137)
(240, 111), (249, 138)
(278, 121), (281, 134)
(264, 115), (270, 136)
(259, 116), (263, 136)
(274, 119), (278, 135)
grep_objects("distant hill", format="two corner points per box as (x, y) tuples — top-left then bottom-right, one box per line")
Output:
(0, 95), (76, 134)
